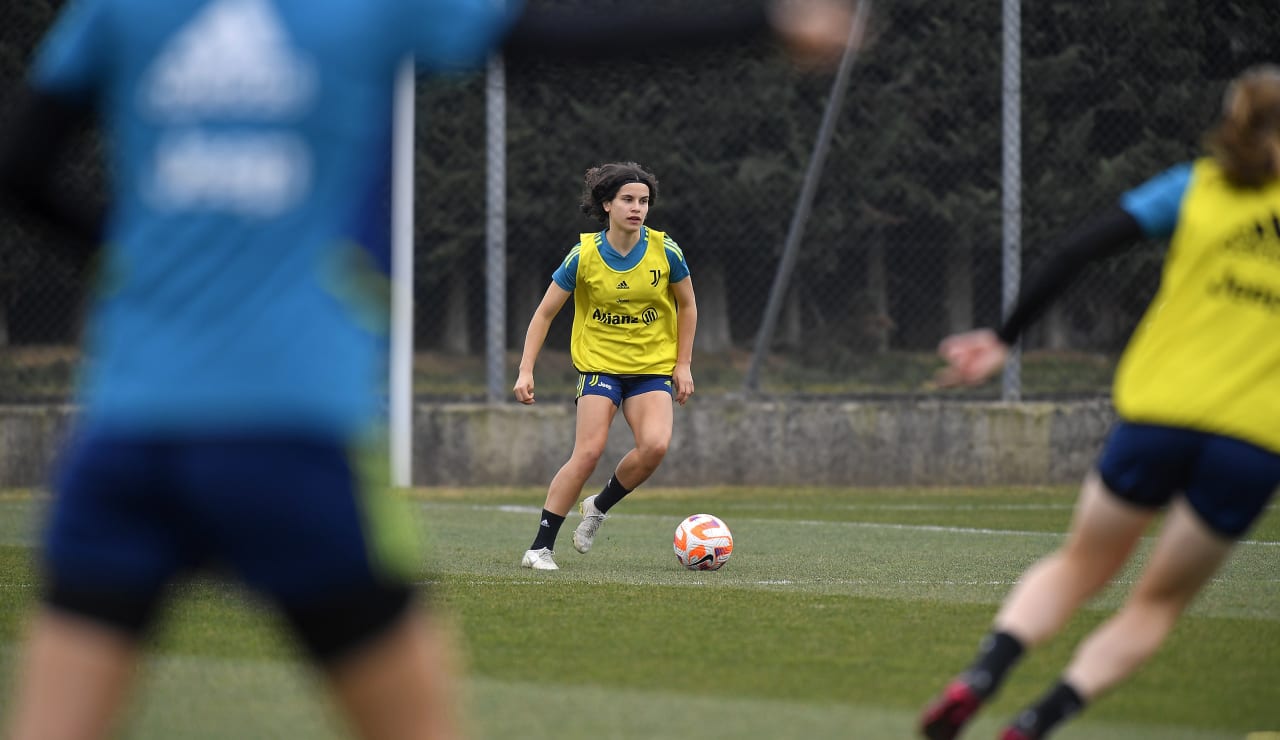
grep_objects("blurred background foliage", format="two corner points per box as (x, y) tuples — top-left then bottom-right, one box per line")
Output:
(2, 0), (1278, 400)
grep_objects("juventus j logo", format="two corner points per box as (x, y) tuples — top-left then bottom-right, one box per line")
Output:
(650, 269), (662, 287)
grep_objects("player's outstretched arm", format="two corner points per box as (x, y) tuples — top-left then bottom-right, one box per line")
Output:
(501, 0), (863, 69)
(992, 207), (1144, 348)
(768, 0), (868, 69)
(935, 329), (1009, 388)
(935, 206), (1144, 388)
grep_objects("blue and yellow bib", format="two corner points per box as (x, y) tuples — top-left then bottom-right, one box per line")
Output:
(570, 229), (680, 375)
(1114, 157), (1280, 453)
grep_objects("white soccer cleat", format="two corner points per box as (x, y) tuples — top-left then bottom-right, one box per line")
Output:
(572, 494), (608, 554)
(521, 547), (559, 570)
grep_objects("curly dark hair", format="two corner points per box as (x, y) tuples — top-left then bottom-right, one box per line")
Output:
(578, 162), (659, 223)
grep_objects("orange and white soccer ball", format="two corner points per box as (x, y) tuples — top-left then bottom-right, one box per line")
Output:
(673, 514), (734, 571)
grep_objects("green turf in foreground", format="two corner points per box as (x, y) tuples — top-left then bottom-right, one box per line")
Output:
(444, 578), (1280, 734)
(0, 647), (1248, 740)
(0, 487), (1276, 739)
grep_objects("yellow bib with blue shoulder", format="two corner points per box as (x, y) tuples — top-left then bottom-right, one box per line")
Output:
(1114, 157), (1280, 453)
(571, 229), (679, 375)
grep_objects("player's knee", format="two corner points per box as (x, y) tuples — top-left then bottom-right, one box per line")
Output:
(281, 582), (414, 665)
(1130, 577), (1200, 613)
(570, 445), (606, 470)
(637, 436), (670, 464)
(1061, 535), (1131, 577)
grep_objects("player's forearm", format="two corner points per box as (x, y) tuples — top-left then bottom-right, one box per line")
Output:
(501, 2), (770, 63)
(996, 207), (1143, 346)
(675, 307), (698, 367)
(518, 315), (554, 372)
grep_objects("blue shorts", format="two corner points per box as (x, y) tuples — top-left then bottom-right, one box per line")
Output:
(1096, 422), (1280, 538)
(45, 430), (420, 618)
(575, 373), (673, 407)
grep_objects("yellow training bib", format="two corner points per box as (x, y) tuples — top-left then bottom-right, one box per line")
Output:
(1114, 158), (1280, 453)
(570, 229), (680, 375)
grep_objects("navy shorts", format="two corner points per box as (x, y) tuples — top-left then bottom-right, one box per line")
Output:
(1096, 422), (1280, 538)
(576, 372), (673, 407)
(44, 430), (420, 621)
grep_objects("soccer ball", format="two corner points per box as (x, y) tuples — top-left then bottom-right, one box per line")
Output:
(673, 514), (734, 571)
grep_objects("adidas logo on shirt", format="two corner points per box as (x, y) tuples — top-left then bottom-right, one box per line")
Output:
(616, 280), (630, 289)
(140, 0), (315, 215)
(144, 0), (317, 118)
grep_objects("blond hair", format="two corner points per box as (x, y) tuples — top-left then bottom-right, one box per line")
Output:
(1204, 64), (1280, 187)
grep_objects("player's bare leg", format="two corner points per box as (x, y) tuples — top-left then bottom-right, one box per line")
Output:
(572, 390), (675, 554)
(1063, 497), (1231, 697)
(921, 473), (1152, 739)
(6, 609), (139, 740)
(995, 473), (1153, 642)
(544, 395), (617, 516)
(614, 390), (674, 489)
(997, 494), (1234, 739)
(328, 607), (461, 740)
(524, 395), (617, 568)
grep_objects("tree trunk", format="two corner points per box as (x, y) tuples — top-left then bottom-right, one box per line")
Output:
(780, 286), (803, 349)
(944, 244), (973, 336)
(442, 264), (470, 355)
(1042, 303), (1070, 350)
(510, 271), (543, 351)
(865, 238), (890, 352)
(693, 260), (731, 352)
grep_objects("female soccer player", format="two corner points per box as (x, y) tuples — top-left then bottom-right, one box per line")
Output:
(514, 162), (697, 571)
(919, 63), (1280, 740)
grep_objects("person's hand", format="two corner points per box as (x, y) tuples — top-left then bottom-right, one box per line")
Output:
(673, 363), (694, 406)
(513, 370), (536, 404)
(768, 0), (867, 70)
(935, 329), (1009, 388)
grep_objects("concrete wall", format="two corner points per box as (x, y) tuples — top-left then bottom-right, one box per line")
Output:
(417, 398), (1116, 487)
(0, 405), (76, 489)
(0, 400), (1116, 489)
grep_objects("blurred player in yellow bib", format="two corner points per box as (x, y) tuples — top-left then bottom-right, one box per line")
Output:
(921, 64), (1280, 740)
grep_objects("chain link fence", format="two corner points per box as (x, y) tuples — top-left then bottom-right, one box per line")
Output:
(3, 0), (1277, 402)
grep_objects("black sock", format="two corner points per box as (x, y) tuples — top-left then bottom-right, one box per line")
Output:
(593, 473), (633, 514)
(963, 630), (1025, 698)
(530, 510), (565, 551)
(1009, 680), (1085, 738)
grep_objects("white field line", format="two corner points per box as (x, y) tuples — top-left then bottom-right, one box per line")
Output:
(730, 502), (1078, 511)
(422, 502), (1280, 547)
(424, 577), (1280, 588)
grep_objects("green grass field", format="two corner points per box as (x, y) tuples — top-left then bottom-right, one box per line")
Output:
(1, 486), (1276, 739)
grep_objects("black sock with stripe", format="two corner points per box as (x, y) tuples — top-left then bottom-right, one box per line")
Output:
(963, 630), (1025, 698)
(1009, 680), (1085, 737)
(594, 474), (633, 514)
(530, 509), (565, 551)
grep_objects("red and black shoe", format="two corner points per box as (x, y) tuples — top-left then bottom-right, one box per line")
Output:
(919, 678), (985, 740)
(999, 710), (1043, 740)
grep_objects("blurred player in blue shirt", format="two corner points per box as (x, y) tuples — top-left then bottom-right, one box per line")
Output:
(0, 1), (861, 738)
(6, 2), (516, 738)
